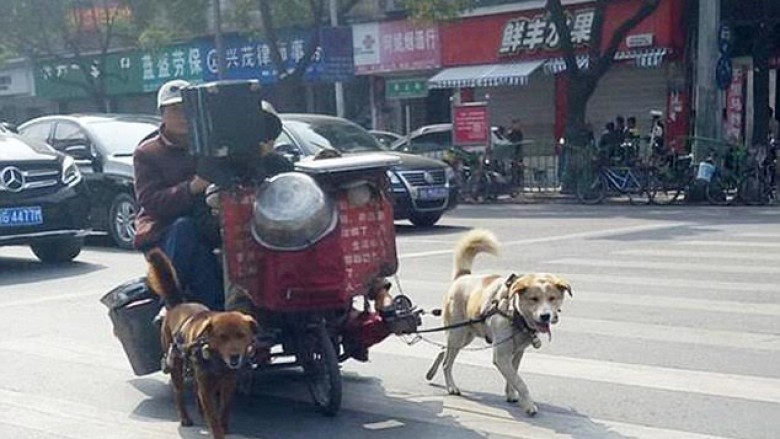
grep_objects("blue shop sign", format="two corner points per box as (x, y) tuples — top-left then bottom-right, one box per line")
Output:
(200, 29), (353, 84)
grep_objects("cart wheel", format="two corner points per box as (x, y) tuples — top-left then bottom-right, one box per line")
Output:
(302, 324), (342, 416)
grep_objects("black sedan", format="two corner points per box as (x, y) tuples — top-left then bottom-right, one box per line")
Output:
(276, 114), (458, 227)
(18, 114), (160, 248)
(0, 123), (90, 262)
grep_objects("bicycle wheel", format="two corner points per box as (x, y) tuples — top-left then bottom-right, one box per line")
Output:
(576, 172), (606, 204)
(649, 171), (684, 205)
(628, 170), (653, 205)
(705, 175), (737, 206)
(738, 174), (770, 206)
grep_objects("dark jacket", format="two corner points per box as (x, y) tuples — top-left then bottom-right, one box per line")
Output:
(133, 129), (197, 249)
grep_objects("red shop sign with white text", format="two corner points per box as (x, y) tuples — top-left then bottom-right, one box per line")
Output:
(440, 0), (684, 66)
(453, 103), (490, 146)
(352, 20), (441, 74)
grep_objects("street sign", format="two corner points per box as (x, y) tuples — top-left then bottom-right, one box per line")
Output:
(453, 102), (490, 146)
(385, 77), (428, 99)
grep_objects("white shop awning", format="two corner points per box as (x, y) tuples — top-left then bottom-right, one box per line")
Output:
(427, 59), (546, 89)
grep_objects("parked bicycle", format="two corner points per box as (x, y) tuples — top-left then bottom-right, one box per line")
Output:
(647, 153), (695, 205)
(576, 156), (655, 205)
(697, 144), (777, 206)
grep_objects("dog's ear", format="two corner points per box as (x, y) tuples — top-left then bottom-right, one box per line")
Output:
(195, 318), (213, 339)
(243, 314), (260, 335)
(508, 274), (533, 296)
(551, 276), (572, 297)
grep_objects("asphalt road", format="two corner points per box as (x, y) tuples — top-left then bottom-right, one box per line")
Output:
(1, 203), (778, 439)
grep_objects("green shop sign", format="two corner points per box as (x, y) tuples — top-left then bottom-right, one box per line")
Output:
(386, 77), (429, 100)
(139, 43), (204, 93)
(35, 52), (142, 100)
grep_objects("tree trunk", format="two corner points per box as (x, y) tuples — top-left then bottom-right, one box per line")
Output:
(561, 76), (597, 191)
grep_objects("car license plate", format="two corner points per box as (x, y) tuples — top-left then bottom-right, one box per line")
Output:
(0, 206), (44, 227)
(417, 187), (448, 200)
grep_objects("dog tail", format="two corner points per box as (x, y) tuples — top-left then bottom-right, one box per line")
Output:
(146, 248), (184, 308)
(453, 229), (499, 279)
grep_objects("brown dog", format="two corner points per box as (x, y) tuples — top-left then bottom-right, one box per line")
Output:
(146, 248), (258, 439)
(426, 229), (572, 416)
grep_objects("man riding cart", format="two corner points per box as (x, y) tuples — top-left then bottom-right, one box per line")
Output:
(102, 80), (422, 415)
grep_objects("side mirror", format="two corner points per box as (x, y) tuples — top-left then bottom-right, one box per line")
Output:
(275, 144), (301, 162)
(65, 144), (92, 161)
(1, 122), (18, 133)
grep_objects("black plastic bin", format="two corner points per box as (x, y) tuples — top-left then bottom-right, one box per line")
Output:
(100, 277), (162, 376)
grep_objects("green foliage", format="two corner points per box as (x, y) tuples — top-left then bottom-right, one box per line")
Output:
(405, 0), (475, 21)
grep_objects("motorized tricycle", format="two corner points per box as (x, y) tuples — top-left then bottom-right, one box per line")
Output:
(101, 80), (422, 416)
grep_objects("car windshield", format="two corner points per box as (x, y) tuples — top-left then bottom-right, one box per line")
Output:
(285, 119), (384, 154)
(87, 119), (159, 155)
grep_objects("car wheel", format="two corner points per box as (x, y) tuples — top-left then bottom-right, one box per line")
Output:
(409, 212), (442, 228)
(31, 237), (83, 263)
(109, 192), (137, 249)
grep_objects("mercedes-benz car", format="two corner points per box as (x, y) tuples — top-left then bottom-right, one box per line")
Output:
(18, 114), (160, 249)
(276, 114), (459, 227)
(0, 122), (90, 262)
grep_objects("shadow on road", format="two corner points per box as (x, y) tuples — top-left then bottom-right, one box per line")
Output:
(0, 256), (106, 286)
(128, 369), (512, 439)
(444, 387), (635, 439)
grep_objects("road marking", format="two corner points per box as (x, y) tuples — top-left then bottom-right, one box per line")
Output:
(0, 389), (180, 439)
(558, 316), (780, 351)
(0, 291), (98, 309)
(676, 240), (780, 249)
(574, 291), (780, 317)
(374, 338), (780, 404)
(263, 376), (736, 439)
(546, 258), (780, 275)
(736, 233), (780, 238)
(562, 273), (780, 293)
(616, 248), (780, 262)
(400, 223), (689, 260)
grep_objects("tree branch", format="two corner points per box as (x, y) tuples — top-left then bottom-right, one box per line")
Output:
(593, 0), (660, 77)
(546, 0), (578, 77)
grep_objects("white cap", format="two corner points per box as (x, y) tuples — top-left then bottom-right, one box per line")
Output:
(157, 79), (190, 109)
(650, 110), (663, 117)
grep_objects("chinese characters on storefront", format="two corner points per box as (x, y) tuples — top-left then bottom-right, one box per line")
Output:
(35, 29), (354, 99)
(498, 9), (595, 56)
(353, 21), (440, 74)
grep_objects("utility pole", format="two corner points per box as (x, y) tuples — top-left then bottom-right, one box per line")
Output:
(213, 0), (225, 80)
(330, 0), (345, 117)
(694, 0), (721, 143)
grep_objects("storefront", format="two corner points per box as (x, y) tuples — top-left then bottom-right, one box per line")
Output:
(31, 28), (355, 116)
(352, 19), (448, 133)
(435, 0), (687, 150)
(0, 60), (55, 124)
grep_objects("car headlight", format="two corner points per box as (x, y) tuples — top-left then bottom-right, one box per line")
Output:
(62, 156), (82, 186)
(251, 172), (337, 251)
(386, 170), (401, 185)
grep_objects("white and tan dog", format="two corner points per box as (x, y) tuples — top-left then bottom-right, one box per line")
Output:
(426, 229), (572, 416)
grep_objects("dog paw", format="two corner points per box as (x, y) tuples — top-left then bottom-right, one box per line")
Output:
(180, 417), (194, 427)
(524, 403), (538, 417)
(447, 387), (462, 396)
(506, 396), (519, 403)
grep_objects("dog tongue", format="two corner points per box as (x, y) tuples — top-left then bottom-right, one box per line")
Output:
(537, 322), (551, 334)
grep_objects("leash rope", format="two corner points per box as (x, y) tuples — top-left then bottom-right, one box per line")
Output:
(399, 330), (518, 352)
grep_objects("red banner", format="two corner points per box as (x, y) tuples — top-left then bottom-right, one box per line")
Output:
(453, 103), (490, 146)
(440, 0), (682, 67)
(724, 66), (746, 145)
